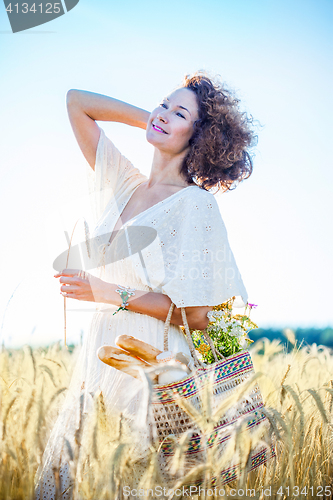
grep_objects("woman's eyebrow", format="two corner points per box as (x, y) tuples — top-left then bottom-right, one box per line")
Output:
(165, 97), (191, 116)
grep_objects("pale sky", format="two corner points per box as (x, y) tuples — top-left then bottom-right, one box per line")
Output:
(1, 0), (332, 347)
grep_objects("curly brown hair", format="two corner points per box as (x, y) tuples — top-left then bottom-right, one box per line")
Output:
(180, 72), (257, 192)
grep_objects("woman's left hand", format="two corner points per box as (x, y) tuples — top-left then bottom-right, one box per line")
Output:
(54, 269), (109, 303)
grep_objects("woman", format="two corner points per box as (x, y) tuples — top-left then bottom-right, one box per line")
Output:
(35, 72), (256, 499)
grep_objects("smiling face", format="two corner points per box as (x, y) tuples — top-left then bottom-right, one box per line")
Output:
(146, 87), (199, 156)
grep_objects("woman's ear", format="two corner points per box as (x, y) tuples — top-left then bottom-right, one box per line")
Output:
(189, 119), (201, 146)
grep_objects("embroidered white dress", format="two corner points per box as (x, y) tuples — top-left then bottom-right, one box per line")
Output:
(35, 127), (248, 499)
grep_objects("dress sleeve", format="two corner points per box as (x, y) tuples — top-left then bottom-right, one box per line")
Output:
(86, 126), (146, 224)
(161, 192), (248, 309)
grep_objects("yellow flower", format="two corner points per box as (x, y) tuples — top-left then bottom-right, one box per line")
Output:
(213, 296), (236, 312)
(196, 343), (211, 356)
(232, 314), (258, 330)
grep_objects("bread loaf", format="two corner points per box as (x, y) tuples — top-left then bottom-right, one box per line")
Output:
(97, 345), (150, 379)
(115, 335), (162, 364)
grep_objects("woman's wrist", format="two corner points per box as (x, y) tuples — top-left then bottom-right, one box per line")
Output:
(102, 282), (123, 306)
(102, 282), (150, 312)
(104, 281), (172, 321)
(102, 282), (139, 307)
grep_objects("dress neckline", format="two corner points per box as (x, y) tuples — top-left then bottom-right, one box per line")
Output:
(108, 184), (199, 246)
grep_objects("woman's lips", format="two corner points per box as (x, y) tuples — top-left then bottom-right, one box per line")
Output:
(152, 123), (168, 134)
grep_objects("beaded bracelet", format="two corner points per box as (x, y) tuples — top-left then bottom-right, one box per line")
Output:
(113, 285), (136, 315)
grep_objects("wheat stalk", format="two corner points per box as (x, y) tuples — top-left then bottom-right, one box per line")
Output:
(63, 217), (90, 349)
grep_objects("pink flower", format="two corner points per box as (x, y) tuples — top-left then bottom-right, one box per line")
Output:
(248, 303), (258, 309)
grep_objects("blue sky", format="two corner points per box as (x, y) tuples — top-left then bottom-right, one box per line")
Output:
(0, 0), (332, 347)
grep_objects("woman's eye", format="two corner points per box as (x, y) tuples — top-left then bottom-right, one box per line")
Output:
(177, 112), (185, 119)
(159, 102), (167, 108)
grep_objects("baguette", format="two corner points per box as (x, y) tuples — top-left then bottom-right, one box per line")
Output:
(97, 346), (150, 379)
(115, 335), (162, 364)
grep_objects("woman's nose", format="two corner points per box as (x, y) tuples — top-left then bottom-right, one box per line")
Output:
(157, 112), (167, 123)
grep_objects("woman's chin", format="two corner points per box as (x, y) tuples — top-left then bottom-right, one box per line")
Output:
(146, 130), (162, 147)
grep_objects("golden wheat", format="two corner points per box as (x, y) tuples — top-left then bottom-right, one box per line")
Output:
(0, 339), (333, 499)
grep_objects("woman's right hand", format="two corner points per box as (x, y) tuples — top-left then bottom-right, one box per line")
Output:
(66, 89), (150, 169)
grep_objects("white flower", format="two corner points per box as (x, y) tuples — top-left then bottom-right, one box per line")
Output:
(240, 337), (248, 348)
(229, 326), (244, 339)
(207, 310), (224, 322)
(216, 318), (227, 329)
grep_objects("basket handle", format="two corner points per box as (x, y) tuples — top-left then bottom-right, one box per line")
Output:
(163, 303), (227, 366)
(163, 302), (205, 369)
(202, 328), (226, 362)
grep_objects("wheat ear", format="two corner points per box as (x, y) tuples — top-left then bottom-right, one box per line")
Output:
(63, 218), (87, 349)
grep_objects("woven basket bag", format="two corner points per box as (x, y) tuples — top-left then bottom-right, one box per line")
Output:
(151, 303), (275, 485)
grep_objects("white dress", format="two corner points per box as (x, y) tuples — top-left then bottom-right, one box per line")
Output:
(35, 127), (248, 499)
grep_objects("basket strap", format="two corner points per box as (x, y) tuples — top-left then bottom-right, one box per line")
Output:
(202, 329), (226, 362)
(163, 302), (175, 351)
(163, 303), (206, 369)
(180, 308), (205, 369)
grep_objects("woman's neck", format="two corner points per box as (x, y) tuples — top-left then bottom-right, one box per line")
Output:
(147, 147), (189, 189)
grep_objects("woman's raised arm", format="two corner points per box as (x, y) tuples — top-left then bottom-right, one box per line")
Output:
(66, 89), (150, 169)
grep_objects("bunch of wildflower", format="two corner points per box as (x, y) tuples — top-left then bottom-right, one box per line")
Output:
(191, 297), (258, 364)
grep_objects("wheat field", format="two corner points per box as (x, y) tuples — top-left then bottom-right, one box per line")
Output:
(0, 338), (332, 500)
